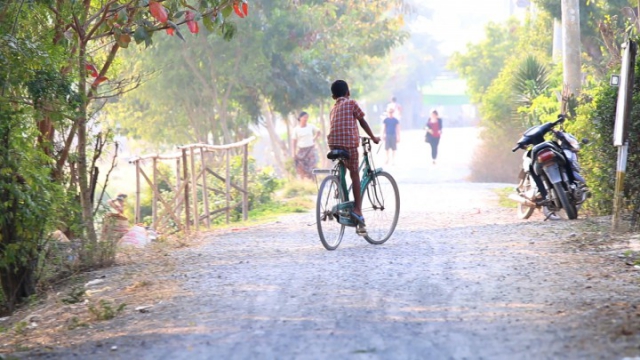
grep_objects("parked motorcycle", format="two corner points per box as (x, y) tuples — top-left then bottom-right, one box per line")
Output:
(509, 114), (589, 220)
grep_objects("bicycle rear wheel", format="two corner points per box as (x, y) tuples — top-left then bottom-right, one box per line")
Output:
(362, 171), (399, 245)
(316, 175), (345, 250)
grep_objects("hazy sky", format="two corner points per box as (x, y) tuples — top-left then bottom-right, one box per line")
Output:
(411, 0), (521, 55)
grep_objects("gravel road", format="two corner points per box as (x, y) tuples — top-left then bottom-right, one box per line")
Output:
(8, 128), (640, 359)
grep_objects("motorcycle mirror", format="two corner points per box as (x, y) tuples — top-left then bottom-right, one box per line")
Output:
(581, 138), (590, 144)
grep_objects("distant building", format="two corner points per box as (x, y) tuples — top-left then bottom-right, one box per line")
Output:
(421, 76), (477, 127)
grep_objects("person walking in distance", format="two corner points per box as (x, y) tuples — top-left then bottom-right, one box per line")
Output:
(382, 108), (400, 165)
(386, 96), (402, 122)
(425, 110), (443, 165)
(328, 80), (380, 235)
(292, 111), (320, 180)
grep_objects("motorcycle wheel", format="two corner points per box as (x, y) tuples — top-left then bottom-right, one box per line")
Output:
(516, 172), (535, 220)
(552, 182), (578, 220)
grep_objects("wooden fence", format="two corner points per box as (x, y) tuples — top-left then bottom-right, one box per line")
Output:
(129, 137), (255, 233)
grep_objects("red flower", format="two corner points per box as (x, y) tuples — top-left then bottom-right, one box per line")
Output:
(85, 63), (98, 77)
(185, 11), (199, 34)
(149, 1), (168, 23)
(93, 76), (108, 87)
(233, 2), (245, 18)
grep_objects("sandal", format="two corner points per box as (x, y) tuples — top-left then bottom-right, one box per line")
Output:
(356, 224), (367, 236)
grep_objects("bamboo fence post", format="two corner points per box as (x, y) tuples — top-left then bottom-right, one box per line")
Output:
(135, 160), (141, 223)
(152, 157), (158, 229)
(182, 149), (190, 233)
(175, 158), (182, 221)
(201, 147), (211, 228)
(226, 148), (231, 224)
(243, 143), (248, 221)
(190, 147), (199, 231)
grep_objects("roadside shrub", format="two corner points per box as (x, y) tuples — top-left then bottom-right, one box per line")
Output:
(0, 106), (62, 314)
(565, 57), (640, 215)
(469, 58), (524, 182)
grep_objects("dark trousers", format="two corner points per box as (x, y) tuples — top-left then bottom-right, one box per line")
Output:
(427, 135), (440, 160)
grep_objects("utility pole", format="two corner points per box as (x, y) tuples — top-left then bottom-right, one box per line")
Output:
(612, 40), (637, 231)
(561, 0), (581, 95)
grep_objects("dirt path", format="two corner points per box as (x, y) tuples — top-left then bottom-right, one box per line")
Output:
(4, 129), (640, 359)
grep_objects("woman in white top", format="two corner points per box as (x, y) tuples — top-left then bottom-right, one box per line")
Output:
(292, 111), (320, 179)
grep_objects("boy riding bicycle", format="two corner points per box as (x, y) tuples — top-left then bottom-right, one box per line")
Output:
(327, 80), (380, 235)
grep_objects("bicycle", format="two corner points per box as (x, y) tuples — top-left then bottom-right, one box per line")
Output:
(313, 137), (400, 250)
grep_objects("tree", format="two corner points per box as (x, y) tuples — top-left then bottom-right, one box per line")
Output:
(111, 0), (407, 173)
(534, 0), (632, 76)
(0, 5), (66, 313)
(449, 13), (555, 182)
(561, 0), (582, 94)
(0, 0), (250, 313)
(448, 19), (522, 104)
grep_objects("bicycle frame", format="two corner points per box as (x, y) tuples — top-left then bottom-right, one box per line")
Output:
(335, 138), (383, 202)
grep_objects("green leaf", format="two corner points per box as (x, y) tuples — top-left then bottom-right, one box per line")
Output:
(133, 26), (148, 45)
(222, 5), (232, 19)
(202, 14), (216, 32)
(117, 8), (128, 24)
(115, 33), (131, 48)
(144, 34), (153, 48)
(167, 20), (179, 30)
(175, 29), (186, 42)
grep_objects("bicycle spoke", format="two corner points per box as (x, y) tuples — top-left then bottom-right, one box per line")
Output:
(316, 176), (345, 250)
(362, 172), (399, 245)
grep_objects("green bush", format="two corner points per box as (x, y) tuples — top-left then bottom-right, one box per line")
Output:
(0, 106), (62, 314)
(565, 62), (634, 215)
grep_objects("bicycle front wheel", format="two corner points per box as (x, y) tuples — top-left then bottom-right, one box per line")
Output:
(362, 171), (400, 245)
(316, 175), (345, 250)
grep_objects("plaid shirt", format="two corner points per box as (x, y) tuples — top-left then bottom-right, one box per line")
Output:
(328, 97), (365, 149)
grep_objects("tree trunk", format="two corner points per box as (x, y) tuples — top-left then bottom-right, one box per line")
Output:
(263, 106), (286, 174)
(286, 113), (295, 158)
(36, 109), (55, 157)
(318, 101), (329, 168)
(0, 261), (36, 315)
(77, 42), (98, 260)
(561, 0), (581, 95)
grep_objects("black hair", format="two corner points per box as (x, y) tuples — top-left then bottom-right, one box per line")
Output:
(331, 80), (349, 98)
(298, 111), (308, 121)
(392, 96), (397, 102)
(431, 110), (438, 116)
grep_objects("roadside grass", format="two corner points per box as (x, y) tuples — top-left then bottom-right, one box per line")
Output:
(220, 178), (316, 227)
(279, 179), (317, 198)
(494, 187), (516, 209)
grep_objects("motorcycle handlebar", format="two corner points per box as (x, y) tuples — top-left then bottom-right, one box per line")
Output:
(512, 144), (521, 152)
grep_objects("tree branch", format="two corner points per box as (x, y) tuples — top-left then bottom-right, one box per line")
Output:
(86, 0), (119, 42)
(93, 141), (119, 217)
(88, 43), (120, 98)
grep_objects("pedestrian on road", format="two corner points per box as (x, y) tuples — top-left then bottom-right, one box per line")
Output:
(328, 80), (380, 235)
(386, 96), (402, 122)
(425, 110), (443, 165)
(382, 108), (401, 165)
(107, 193), (127, 214)
(292, 111), (320, 180)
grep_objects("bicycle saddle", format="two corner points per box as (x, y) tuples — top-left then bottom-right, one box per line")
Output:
(326, 149), (350, 160)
